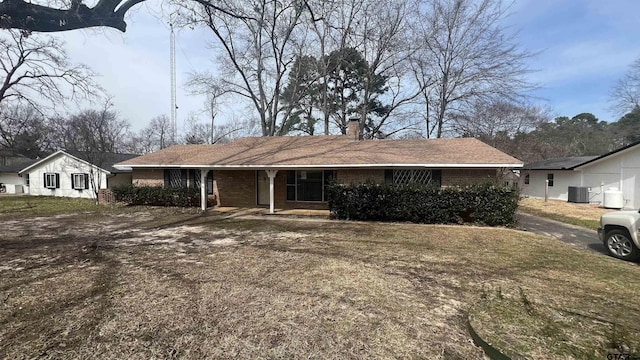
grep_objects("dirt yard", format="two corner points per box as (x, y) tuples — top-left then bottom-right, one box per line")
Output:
(1, 205), (639, 359)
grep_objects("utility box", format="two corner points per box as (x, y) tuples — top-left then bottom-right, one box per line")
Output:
(603, 188), (624, 209)
(568, 186), (589, 203)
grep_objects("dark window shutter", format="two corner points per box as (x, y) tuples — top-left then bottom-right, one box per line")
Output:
(164, 169), (170, 188)
(55, 173), (60, 189)
(207, 171), (214, 195)
(190, 170), (197, 188)
(85, 173), (89, 189)
(43, 173), (46, 187)
(71, 174), (75, 189)
(181, 170), (188, 188)
(432, 170), (442, 187)
(384, 170), (393, 184)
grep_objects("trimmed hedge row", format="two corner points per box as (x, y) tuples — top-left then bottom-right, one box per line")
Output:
(111, 184), (200, 207)
(326, 182), (519, 226)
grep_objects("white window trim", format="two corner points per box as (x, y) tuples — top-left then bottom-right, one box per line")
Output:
(72, 173), (86, 190)
(44, 173), (57, 189)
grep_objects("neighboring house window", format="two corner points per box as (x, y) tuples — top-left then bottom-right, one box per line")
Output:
(25, 174), (29, 186)
(385, 169), (442, 187)
(71, 173), (89, 190)
(164, 169), (187, 188)
(547, 173), (554, 187)
(524, 174), (530, 185)
(44, 173), (60, 189)
(286, 170), (334, 202)
(190, 170), (214, 195)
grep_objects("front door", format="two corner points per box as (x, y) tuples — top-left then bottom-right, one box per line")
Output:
(257, 171), (270, 205)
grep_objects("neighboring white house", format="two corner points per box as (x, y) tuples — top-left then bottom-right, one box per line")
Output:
(18, 150), (138, 199)
(520, 141), (640, 209)
(0, 149), (37, 194)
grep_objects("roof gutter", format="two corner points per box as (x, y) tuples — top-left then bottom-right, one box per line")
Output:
(114, 163), (523, 171)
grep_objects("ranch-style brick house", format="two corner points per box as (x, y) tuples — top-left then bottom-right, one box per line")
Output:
(115, 121), (523, 212)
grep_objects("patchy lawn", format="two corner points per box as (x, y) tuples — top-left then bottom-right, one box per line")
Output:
(0, 195), (101, 215)
(519, 197), (614, 230)
(1, 204), (639, 359)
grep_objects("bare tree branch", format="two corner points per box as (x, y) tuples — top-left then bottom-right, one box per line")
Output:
(0, 0), (144, 32)
(0, 0), (314, 33)
(610, 58), (640, 115)
(0, 29), (100, 111)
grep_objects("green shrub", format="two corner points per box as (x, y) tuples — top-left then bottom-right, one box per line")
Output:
(326, 182), (519, 226)
(111, 184), (200, 207)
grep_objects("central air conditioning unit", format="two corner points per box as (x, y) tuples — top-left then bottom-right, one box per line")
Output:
(568, 186), (589, 203)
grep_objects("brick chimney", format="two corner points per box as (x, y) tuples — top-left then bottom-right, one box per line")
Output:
(347, 117), (361, 141)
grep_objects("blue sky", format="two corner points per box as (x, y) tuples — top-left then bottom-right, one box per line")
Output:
(56, 0), (640, 131)
(504, 0), (640, 121)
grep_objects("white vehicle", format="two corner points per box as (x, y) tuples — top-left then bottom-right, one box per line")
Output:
(598, 210), (640, 261)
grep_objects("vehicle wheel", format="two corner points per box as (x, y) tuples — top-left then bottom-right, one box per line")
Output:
(605, 229), (640, 261)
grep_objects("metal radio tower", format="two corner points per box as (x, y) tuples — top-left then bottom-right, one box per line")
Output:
(170, 23), (177, 144)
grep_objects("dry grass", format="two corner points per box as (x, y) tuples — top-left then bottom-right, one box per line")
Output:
(519, 198), (612, 220)
(0, 195), (100, 215)
(519, 198), (615, 230)
(1, 206), (639, 359)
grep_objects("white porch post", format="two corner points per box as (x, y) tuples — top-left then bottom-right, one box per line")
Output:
(200, 169), (208, 211)
(265, 169), (278, 214)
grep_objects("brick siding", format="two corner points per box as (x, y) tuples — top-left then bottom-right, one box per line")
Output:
(130, 167), (498, 210)
(336, 169), (385, 184)
(441, 169), (497, 186)
(215, 170), (257, 207)
(132, 169), (164, 187)
(98, 189), (115, 205)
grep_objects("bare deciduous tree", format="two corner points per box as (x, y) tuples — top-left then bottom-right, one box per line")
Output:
(182, 0), (309, 136)
(282, 0), (423, 138)
(50, 101), (130, 153)
(125, 114), (174, 154)
(414, 0), (534, 138)
(183, 113), (257, 144)
(610, 58), (640, 115)
(345, 0), (422, 138)
(0, 103), (51, 157)
(0, 29), (99, 110)
(452, 100), (549, 143)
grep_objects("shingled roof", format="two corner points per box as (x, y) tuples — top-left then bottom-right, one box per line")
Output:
(521, 156), (597, 170)
(19, 150), (139, 174)
(116, 136), (522, 169)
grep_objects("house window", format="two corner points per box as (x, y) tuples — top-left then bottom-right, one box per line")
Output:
(25, 173), (29, 186)
(44, 173), (59, 189)
(71, 173), (89, 190)
(164, 169), (187, 188)
(191, 170), (214, 195)
(524, 173), (530, 185)
(286, 170), (334, 202)
(547, 173), (554, 187)
(385, 169), (441, 186)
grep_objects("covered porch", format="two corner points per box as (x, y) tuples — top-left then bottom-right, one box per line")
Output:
(155, 167), (332, 214)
